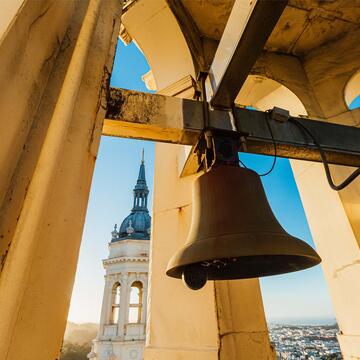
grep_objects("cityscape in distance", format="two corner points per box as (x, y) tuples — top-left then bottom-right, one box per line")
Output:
(60, 321), (343, 360)
(269, 323), (342, 359)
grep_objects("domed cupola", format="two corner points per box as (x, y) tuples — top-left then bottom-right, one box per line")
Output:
(112, 150), (151, 242)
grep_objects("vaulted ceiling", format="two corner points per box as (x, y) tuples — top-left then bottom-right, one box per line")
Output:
(166, 0), (360, 69)
(122, 0), (360, 118)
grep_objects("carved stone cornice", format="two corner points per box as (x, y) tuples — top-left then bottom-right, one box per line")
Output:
(142, 70), (157, 91)
(157, 74), (197, 99)
(103, 256), (149, 266)
(119, 24), (132, 45)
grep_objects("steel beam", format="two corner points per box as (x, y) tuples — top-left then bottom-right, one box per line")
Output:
(209, 0), (288, 109)
(233, 107), (360, 166)
(104, 88), (360, 175)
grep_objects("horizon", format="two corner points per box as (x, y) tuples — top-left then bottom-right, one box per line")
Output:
(66, 311), (339, 326)
(67, 316), (338, 326)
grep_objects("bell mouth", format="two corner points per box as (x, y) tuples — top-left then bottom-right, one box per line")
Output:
(167, 254), (319, 280)
(166, 232), (321, 280)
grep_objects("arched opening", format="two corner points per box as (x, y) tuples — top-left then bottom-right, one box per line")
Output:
(111, 282), (121, 324)
(236, 75), (307, 116)
(344, 70), (360, 109)
(120, 0), (195, 90)
(128, 281), (143, 324)
(65, 35), (155, 359)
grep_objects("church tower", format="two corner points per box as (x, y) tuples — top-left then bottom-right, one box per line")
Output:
(88, 151), (151, 360)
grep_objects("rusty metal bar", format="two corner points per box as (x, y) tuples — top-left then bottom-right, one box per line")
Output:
(104, 88), (360, 176)
(234, 107), (360, 167)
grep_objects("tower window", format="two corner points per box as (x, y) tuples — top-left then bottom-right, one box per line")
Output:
(128, 281), (143, 323)
(111, 282), (121, 324)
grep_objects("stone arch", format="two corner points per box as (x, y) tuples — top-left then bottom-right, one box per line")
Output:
(236, 75), (307, 117)
(121, 0), (195, 91)
(111, 282), (121, 324)
(251, 52), (325, 118)
(128, 280), (143, 324)
(344, 69), (360, 109)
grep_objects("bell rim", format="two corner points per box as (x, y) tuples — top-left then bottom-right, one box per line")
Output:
(166, 231), (321, 279)
(167, 254), (320, 280)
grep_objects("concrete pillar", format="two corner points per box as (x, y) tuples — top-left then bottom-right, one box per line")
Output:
(144, 143), (219, 360)
(215, 280), (275, 360)
(144, 143), (274, 359)
(291, 161), (360, 359)
(0, 0), (75, 267)
(0, 1), (122, 359)
(298, 48), (360, 358)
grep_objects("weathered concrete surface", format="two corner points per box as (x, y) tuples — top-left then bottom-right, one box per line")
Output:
(0, 0), (24, 40)
(0, 0), (121, 359)
(104, 88), (202, 145)
(215, 280), (276, 360)
(144, 143), (219, 360)
(292, 160), (360, 360)
(121, 0), (195, 90)
(0, 0), (74, 264)
(303, 28), (360, 119)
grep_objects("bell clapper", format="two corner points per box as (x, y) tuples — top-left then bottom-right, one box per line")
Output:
(182, 264), (208, 290)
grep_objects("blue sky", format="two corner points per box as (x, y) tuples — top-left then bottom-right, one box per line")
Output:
(68, 41), (155, 323)
(350, 96), (360, 109)
(67, 40), (360, 325)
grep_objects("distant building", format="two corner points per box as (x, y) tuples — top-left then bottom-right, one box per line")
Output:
(88, 152), (151, 360)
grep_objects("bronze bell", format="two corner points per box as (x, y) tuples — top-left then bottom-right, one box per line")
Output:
(166, 164), (321, 290)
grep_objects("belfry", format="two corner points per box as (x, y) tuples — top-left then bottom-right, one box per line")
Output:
(2, 1), (360, 359)
(88, 152), (150, 360)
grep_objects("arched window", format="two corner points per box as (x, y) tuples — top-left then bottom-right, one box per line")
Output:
(128, 281), (143, 323)
(111, 282), (121, 324)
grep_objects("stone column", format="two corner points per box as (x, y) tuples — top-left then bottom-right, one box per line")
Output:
(0, 1), (122, 359)
(301, 45), (360, 357)
(215, 280), (275, 360)
(291, 160), (360, 360)
(144, 144), (218, 360)
(99, 277), (113, 337)
(144, 143), (274, 360)
(118, 274), (129, 338)
(141, 280), (148, 325)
